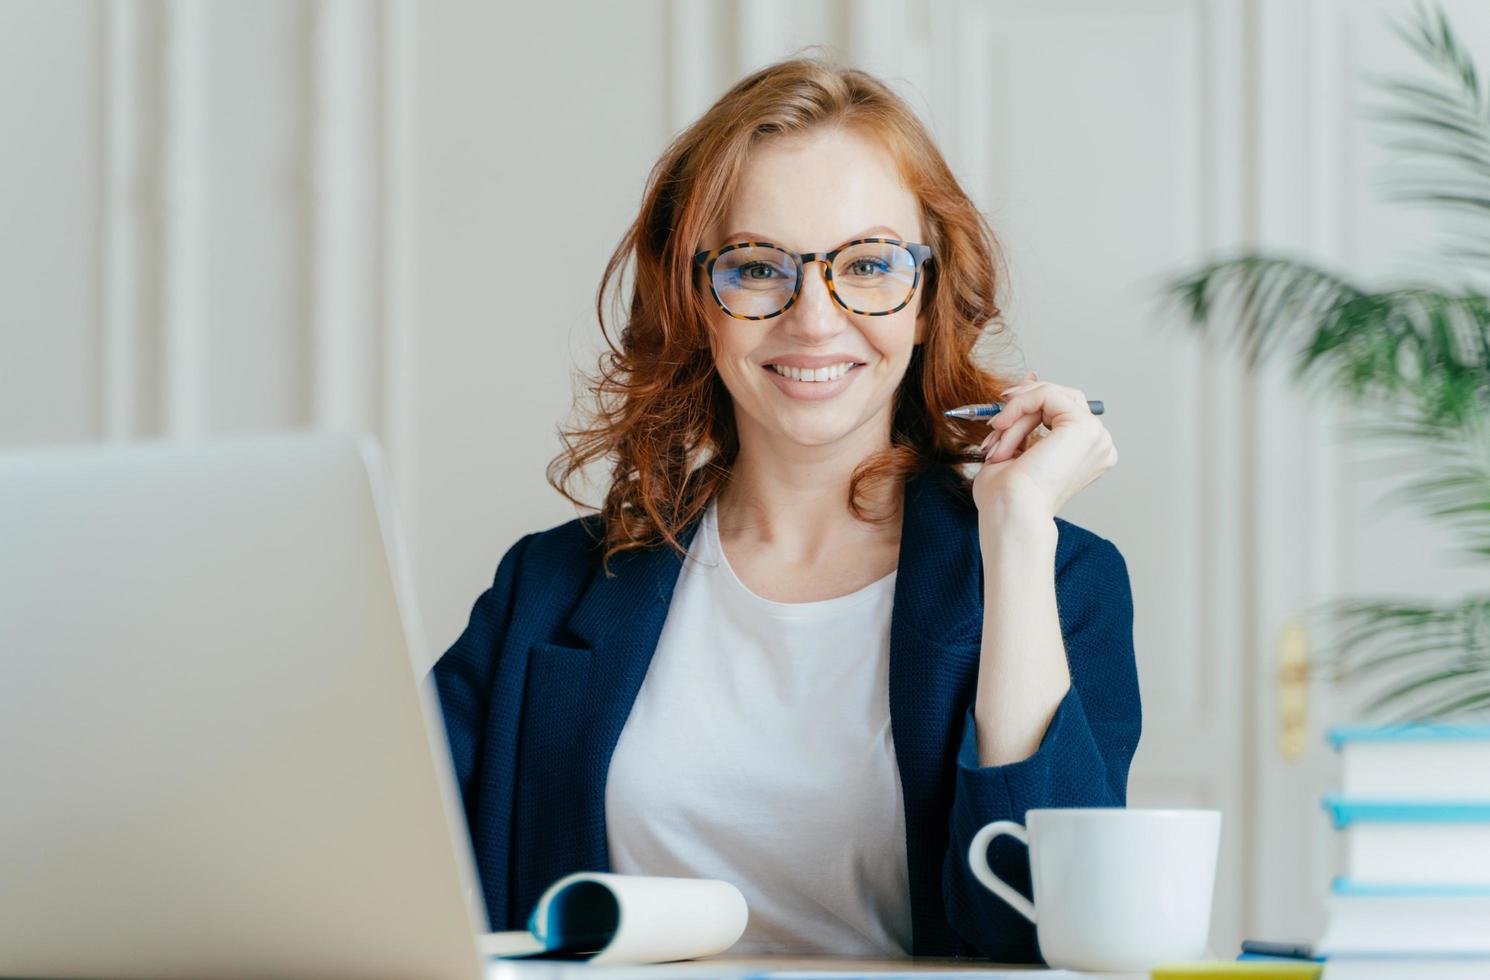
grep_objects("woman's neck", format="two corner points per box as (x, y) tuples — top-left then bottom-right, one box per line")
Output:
(715, 417), (899, 560)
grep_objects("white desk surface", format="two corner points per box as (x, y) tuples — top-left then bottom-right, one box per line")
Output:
(484, 954), (1143, 978)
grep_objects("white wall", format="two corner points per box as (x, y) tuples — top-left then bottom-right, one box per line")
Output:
(412, 1), (671, 649)
(4, 0), (1489, 954)
(1, 0), (101, 442)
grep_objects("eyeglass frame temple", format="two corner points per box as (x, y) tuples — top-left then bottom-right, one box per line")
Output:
(690, 237), (934, 320)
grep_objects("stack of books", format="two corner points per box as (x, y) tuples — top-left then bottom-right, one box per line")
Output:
(1317, 724), (1490, 979)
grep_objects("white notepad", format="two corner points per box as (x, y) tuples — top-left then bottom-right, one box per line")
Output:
(480, 872), (749, 965)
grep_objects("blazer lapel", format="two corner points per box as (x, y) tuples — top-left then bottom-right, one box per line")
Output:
(886, 463), (986, 954)
(517, 512), (707, 903)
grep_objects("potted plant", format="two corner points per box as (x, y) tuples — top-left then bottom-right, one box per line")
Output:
(1165, 2), (1490, 720)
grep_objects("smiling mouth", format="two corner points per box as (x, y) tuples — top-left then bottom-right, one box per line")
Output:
(762, 363), (866, 383)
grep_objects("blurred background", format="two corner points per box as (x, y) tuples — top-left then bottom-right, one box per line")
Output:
(5, 0), (1490, 958)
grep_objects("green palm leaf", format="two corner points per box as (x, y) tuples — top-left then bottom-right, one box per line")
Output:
(1344, 409), (1490, 557)
(1371, 1), (1490, 256)
(1314, 594), (1490, 721)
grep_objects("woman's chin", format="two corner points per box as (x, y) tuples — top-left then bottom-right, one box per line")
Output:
(761, 415), (865, 452)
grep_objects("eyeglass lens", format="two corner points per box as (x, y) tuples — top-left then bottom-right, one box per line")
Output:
(710, 242), (918, 317)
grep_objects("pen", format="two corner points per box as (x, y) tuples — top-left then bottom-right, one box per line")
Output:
(943, 399), (1104, 419)
(1237, 939), (1322, 962)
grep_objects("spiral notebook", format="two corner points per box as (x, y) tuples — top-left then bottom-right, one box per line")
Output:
(478, 872), (750, 965)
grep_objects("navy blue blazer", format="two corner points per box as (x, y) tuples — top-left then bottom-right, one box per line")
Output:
(432, 462), (1141, 962)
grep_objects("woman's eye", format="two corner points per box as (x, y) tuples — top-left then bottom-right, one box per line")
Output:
(845, 258), (890, 277)
(739, 262), (778, 280)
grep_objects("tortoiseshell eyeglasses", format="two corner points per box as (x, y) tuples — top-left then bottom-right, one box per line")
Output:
(693, 237), (934, 320)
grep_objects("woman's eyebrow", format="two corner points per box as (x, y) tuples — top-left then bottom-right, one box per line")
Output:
(719, 225), (903, 247)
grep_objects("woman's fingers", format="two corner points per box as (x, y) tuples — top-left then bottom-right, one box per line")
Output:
(975, 371), (1048, 458)
(991, 381), (1090, 431)
(983, 375), (1037, 432)
(985, 410), (1044, 461)
(980, 380), (1093, 460)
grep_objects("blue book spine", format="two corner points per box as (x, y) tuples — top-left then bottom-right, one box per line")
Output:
(1327, 724), (1490, 749)
(1322, 795), (1490, 828)
(1331, 876), (1490, 897)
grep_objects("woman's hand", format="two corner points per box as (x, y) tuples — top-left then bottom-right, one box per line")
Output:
(971, 371), (1118, 521)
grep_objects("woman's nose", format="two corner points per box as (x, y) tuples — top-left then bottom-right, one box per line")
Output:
(786, 259), (846, 332)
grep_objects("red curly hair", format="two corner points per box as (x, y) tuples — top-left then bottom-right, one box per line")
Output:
(546, 54), (1018, 577)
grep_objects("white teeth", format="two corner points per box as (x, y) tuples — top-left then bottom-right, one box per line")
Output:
(769, 362), (858, 382)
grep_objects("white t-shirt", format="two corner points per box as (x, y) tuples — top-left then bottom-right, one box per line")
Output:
(604, 495), (913, 956)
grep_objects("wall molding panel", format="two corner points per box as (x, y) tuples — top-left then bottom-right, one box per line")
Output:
(158, 0), (208, 438)
(88, 0), (418, 572)
(100, 0), (162, 440)
(310, 0), (381, 437)
(93, 0), (411, 450)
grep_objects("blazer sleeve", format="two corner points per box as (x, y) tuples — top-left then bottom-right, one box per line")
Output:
(430, 532), (535, 827)
(939, 534), (1142, 962)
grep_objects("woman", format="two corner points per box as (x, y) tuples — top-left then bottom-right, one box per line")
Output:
(433, 57), (1140, 963)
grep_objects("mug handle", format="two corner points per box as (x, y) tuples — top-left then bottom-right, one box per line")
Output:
(967, 820), (1037, 924)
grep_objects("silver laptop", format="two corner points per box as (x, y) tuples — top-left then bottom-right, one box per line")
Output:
(0, 431), (497, 980)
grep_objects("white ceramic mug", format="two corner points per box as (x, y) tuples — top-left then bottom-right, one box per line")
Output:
(968, 807), (1221, 972)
